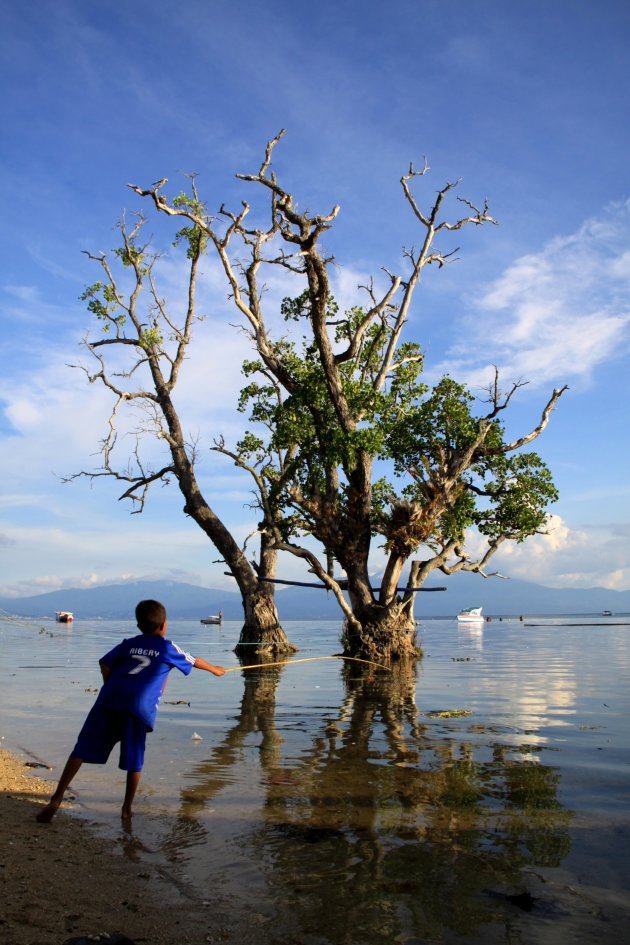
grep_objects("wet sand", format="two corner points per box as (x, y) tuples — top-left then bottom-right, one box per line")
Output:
(0, 745), (216, 945)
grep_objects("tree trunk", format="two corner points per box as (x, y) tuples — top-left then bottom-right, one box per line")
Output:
(233, 533), (297, 657)
(338, 537), (421, 661)
(235, 586), (298, 658)
(341, 598), (420, 662)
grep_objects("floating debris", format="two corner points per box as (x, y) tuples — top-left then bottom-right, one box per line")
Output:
(264, 775), (301, 786)
(426, 708), (473, 718)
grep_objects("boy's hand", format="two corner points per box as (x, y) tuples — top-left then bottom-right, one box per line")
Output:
(194, 657), (226, 676)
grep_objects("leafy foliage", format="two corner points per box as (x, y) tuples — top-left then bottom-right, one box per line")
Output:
(80, 282), (126, 333)
(235, 295), (558, 567)
(172, 193), (209, 258)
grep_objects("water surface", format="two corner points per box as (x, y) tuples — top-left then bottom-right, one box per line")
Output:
(2, 612), (630, 943)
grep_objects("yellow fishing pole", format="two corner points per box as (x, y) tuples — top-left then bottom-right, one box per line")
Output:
(223, 655), (389, 673)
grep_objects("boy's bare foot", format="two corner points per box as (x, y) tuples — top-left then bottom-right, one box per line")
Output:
(121, 806), (133, 821)
(36, 801), (60, 823)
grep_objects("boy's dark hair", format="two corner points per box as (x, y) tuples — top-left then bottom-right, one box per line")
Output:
(135, 599), (167, 634)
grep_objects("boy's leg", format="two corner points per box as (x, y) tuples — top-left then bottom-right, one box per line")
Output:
(121, 770), (141, 820)
(36, 755), (83, 822)
(36, 703), (118, 822)
(119, 715), (147, 820)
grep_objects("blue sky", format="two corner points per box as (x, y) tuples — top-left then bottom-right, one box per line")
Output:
(1, 0), (629, 599)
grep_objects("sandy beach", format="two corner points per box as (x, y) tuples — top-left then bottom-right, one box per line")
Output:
(0, 745), (217, 945)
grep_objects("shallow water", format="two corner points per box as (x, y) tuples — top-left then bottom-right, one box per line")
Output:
(2, 612), (630, 943)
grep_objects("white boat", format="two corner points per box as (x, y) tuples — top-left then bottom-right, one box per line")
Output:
(55, 611), (74, 623)
(457, 607), (483, 623)
(200, 610), (223, 626)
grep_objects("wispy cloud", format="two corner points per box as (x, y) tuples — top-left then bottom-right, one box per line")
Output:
(433, 200), (630, 389)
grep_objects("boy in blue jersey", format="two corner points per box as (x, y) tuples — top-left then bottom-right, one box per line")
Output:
(36, 599), (225, 823)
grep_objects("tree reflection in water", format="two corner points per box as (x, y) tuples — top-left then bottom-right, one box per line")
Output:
(162, 661), (573, 944)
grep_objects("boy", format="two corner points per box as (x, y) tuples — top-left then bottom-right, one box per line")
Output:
(36, 599), (225, 823)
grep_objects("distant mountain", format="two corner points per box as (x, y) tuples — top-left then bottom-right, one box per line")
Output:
(409, 570), (630, 617)
(0, 580), (242, 621)
(1, 574), (629, 621)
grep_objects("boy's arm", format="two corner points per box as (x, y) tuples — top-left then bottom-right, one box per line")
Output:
(193, 656), (226, 677)
(99, 659), (111, 682)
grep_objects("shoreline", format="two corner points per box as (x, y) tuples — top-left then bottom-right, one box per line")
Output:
(0, 744), (218, 945)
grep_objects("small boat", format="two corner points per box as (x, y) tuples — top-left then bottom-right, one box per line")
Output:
(200, 610), (223, 626)
(56, 611), (74, 623)
(457, 607), (483, 623)
(602, 610), (612, 617)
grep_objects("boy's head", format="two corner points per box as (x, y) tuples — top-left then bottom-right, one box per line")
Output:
(136, 599), (167, 635)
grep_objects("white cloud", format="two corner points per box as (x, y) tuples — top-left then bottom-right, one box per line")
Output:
(328, 265), (388, 315)
(0, 518), (224, 599)
(433, 200), (630, 388)
(599, 569), (630, 591)
(5, 398), (45, 432)
(609, 249), (630, 280)
(0, 367), (115, 490)
(491, 515), (630, 590)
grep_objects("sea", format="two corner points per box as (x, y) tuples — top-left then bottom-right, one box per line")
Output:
(2, 611), (630, 945)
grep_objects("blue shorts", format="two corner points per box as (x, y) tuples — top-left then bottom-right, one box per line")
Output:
(72, 703), (148, 772)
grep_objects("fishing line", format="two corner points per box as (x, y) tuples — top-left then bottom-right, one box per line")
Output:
(0, 610), (49, 630)
(223, 655), (390, 673)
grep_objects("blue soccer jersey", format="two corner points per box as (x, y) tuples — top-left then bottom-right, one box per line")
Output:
(97, 634), (195, 730)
